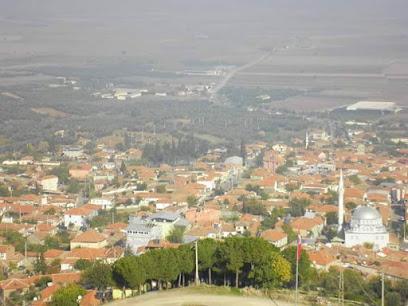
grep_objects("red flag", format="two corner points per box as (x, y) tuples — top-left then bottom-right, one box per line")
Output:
(297, 233), (302, 260)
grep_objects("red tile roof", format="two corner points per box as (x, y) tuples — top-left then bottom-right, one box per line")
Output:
(308, 248), (337, 267)
(0, 278), (29, 290)
(51, 272), (81, 284)
(71, 230), (106, 243)
(291, 216), (324, 231)
(80, 290), (100, 306)
(43, 249), (64, 259)
(260, 229), (287, 242)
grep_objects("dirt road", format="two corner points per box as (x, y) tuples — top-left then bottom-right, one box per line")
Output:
(109, 290), (299, 306)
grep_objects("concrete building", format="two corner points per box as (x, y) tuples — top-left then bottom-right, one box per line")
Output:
(346, 101), (401, 113)
(89, 198), (113, 210)
(126, 219), (162, 253)
(39, 175), (59, 192)
(126, 212), (189, 253)
(62, 146), (84, 159)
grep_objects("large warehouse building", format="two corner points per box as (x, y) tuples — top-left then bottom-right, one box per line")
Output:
(346, 101), (402, 112)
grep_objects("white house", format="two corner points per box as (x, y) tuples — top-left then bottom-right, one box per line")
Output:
(89, 198), (113, 210)
(39, 175), (59, 192)
(63, 205), (99, 228)
(62, 146), (84, 159)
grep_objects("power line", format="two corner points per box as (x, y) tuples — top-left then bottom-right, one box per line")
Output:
(350, 272), (378, 305)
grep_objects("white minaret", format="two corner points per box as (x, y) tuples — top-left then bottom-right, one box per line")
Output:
(305, 131), (309, 150)
(338, 169), (345, 232)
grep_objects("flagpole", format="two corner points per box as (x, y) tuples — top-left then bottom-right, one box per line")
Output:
(195, 240), (199, 286)
(295, 244), (299, 306)
(295, 233), (300, 306)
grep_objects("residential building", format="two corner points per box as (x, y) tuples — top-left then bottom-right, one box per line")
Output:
(70, 230), (108, 249)
(63, 204), (99, 229)
(260, 229), (288, 248)
(39, 175), (59, 192)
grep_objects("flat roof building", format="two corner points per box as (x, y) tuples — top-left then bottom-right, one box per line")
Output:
(346, 101), (401, 112)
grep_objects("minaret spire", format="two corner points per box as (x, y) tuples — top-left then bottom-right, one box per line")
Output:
(338, 169), (345, 232)
(305, 131), (309, 150)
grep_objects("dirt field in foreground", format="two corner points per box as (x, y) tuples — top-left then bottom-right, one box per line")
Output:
(108, 290), (304, 306)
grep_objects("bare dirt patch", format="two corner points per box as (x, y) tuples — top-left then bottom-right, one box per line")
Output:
(31, 107), (69, 118)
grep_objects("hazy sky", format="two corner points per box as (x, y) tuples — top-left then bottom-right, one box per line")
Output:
(0, 0), (407, 64)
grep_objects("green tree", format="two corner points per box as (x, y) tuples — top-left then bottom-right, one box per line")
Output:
(136, 182), (147, 191)
(45, 207), (57, 215)
(386, 292), (401, 306)
(242, 198), (267, 216)
(74, 259), (91, 271)
(81, 261), (113, 290)
(282, 246), (313, 288)
(250, 251), (291, 288)
(282, 223), (297, 243)
(187, 195), (198, 207)
(325, 212), (338, 225)
(51, 283), (86, 306)
(288, 198), (310, 217)
(349, 174), (361, 185)
(166, 226), (185, 243)
(156, 184), (166, 193)
(176, 245), (194, 287)
(395, 279), (408, 304)
(343, 269), (370, 303)
(318, 267), (340, 296)
(148, 249), (179, 289)
(276, 165), (288, 175)
(260, 208), (285, 230)
(35, 276), (52, 290)
(198, 239), (218, 285)
(2, 230), (25, 252)
(219, 237), (245, 288)
(113, 256), (146, 292)
(346, 201), (357, 210)
(67, 180), (81, 194)
(120, 160), (127, 174)
(34, 253), (47, 274)
(325, 190), (339, 205)
(0, 184), (9, 197)
(44, 235), (61, 249)
(50, 164), (70, 184)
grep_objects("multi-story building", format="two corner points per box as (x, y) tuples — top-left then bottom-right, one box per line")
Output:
(126, 212), (189, 253)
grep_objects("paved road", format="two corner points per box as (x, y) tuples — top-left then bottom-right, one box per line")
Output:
(109, 291), (300, 306)
(209, 51), (272, 100)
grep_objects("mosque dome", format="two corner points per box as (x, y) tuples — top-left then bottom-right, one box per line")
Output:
(345, 205), (389, 249)
(348, 205), (385, 234)
(352, 206), (381, 221)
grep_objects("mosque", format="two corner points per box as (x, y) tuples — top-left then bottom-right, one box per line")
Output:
(337, 170), (389, 249)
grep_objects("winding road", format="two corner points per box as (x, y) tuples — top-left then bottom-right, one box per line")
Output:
(209, 51), (272, 101)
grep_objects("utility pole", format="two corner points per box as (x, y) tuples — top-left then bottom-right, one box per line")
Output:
(24, 240), (27, 266)
(381, 272), (385, 306)
(195, 240), (199, 286)
(338, 270), (344, 306)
